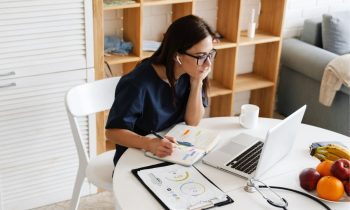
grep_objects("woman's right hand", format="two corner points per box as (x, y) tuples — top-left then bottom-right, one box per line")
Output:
(148, 136), (176, 157)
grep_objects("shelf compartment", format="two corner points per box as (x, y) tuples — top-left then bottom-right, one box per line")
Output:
(208, 79), (232, 97)
(141, 51), (154, 59)
(234, 73), (274, 92)
(104, 2), (141, 10)
(143, 0), (193, 6)
(141, 40), (236, 58)
(104, 54), (140, 65)
(238, 31), (280, 46)
(213, 39), (236, 49)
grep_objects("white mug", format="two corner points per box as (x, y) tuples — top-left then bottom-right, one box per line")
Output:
(239, 104), (259, 129)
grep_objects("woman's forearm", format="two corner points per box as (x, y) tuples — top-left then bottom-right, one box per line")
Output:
(105, 128), (174, 157)
(105, 128), (153, 151)
(184, 80), (205, 125)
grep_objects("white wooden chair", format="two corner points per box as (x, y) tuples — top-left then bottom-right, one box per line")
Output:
(65, 77), (121, 210)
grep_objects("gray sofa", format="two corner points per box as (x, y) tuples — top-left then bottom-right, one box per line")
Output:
(276, 18), (350, 136)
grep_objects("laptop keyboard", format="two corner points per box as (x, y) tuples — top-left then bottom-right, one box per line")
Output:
(226, 141), (264, 174)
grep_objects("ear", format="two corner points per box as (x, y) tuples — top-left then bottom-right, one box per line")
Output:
(176, 55), (182, 65)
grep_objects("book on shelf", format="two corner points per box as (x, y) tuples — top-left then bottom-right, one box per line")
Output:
(145, 124), (220, 166)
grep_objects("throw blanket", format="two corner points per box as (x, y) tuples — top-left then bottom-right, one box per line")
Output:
(319, 54), (350, 106)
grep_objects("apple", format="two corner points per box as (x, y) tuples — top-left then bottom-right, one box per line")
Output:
(331, 158), (350, 180)
(299, 168), (321, 191)
(344, 181), (350, 197)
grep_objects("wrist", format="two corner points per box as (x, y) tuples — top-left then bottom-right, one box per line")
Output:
(143, 136), (155, 152)
(190, 79), (203, 90)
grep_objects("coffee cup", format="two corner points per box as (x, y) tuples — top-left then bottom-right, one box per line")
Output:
(239, 104), (259, 129)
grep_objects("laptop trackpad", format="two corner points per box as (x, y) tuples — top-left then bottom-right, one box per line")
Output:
(220, 142), (246, 156)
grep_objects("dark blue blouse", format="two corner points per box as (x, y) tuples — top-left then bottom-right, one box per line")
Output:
(105, 60), (208, 165)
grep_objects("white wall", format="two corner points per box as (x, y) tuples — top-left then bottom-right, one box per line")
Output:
(103, 0), (350, 115)
(283, 0), (350, 38)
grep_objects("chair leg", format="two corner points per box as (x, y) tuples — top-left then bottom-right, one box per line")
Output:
(114, 199), (123, 210)
(70, 167), (86, 210)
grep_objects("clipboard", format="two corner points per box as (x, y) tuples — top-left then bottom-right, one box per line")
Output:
(131, 162), (234, 210)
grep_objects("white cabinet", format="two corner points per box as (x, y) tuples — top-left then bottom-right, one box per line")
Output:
(0, 1), (95, 209)
(0, 70), (95, 210)
(0, 0), (93, 79)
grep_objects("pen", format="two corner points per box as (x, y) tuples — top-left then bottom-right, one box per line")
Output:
(150, 130), (179, 146)
(150, 131), (193, 147)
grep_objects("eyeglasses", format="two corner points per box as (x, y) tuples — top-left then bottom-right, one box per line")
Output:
(182, 49), (217, 66)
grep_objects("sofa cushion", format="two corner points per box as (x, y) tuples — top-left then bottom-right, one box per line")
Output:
(282, 38), (337, 82)
(301, 18), (322, 48)
(322, 11), (350, 55)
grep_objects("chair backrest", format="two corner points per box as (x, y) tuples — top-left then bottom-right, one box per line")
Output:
(66, 77), (121, 116)
(65, 77), (121, 165)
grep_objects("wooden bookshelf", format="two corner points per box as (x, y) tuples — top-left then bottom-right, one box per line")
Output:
(104, 54), (140, 65)
(239, 31), (280, 46)
(235, 73), (274, 92)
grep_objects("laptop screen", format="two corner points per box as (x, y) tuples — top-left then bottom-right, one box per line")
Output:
(254, 105), (306, 179)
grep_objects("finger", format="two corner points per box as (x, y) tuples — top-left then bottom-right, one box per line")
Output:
(162, 145), (173, 154)
(158, 154), (165, 158)
(165, 136), (178, 145)
(159, 145), (173, 155)
(161, 140), (174, 149)
(164, 136), (175, 141)
(157, 149), (171, 157)
(203, 68), (211, 77)
(158, 152), (168, 158)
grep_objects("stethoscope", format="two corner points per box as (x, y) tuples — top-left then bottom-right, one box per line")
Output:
(245, 178), (331, 210)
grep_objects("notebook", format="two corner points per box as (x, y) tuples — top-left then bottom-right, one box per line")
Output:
(202, 105), (306, 179)
(145, 124), (220, 166)
(132, 162), (233, 210)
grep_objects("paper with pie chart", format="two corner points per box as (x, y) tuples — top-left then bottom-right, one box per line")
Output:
(137, 164), (227, 210)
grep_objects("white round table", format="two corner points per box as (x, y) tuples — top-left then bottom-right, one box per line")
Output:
(113, 117), (350, 210)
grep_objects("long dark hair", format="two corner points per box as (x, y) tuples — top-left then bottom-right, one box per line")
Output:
(149, 15), (215, 104)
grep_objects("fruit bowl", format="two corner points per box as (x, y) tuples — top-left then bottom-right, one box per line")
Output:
(297, 176), (350, 203)
(300, 187), (350, 203)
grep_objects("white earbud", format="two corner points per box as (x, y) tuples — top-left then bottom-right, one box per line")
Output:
(176, 56), (182, 65)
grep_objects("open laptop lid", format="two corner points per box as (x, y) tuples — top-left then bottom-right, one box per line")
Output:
(253, 105), (306, 179)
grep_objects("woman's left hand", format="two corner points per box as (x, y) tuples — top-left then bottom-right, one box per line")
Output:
(191, 66), (211, 86)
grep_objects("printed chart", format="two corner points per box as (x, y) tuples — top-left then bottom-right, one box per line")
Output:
(138, 164), (227, 210)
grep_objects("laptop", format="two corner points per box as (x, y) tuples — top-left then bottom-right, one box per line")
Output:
(202, 105), (306, 179)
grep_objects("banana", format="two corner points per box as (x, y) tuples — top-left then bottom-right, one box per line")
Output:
(323, 144), (350, 160)
(311, 148), (340, 161)
(322, 151), (342, 161)
(313, 153), (327, 161)
(310, 144), (350, 161)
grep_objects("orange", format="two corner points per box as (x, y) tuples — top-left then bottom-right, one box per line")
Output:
(316, 160), (333, 176)
(316, 176), (344, 201)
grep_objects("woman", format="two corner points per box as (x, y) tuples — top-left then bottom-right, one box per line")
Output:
(105, 15), (217, 166)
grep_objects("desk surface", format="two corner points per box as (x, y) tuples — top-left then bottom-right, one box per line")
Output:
(113, 117), (350, 210)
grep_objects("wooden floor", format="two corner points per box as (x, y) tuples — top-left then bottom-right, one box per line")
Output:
(32, 191), (114, 210)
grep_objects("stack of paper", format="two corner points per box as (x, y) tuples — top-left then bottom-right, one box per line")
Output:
(104, 0), (136, 7)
